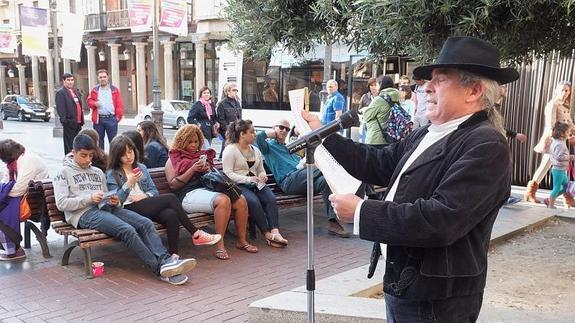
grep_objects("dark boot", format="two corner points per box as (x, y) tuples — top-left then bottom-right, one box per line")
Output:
(523, 180), (539, 203)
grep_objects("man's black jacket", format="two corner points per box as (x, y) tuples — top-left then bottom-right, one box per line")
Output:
(323, 111), (511, 300)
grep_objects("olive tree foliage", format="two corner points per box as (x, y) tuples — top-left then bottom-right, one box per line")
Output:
(224, 0), (575, 64)
(223, 0), (351, 60)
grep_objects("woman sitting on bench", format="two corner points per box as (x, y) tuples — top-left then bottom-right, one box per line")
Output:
(0, 139), (49, 261)
(166, 124), (257, 260)
(222, 120), (287, 248)
(106, 135), (221, 256)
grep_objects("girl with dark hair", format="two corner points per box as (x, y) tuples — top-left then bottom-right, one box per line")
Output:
(106, 135), (221, 256)
(223, 120), (287, 247)
(0, 139), (49, 261)
(544, 122), (575, 208)
(78, 128), (108, 172)
(122, 130), (146, 164)
(137, 120), (169, 168)
(187, 86), (218, 147)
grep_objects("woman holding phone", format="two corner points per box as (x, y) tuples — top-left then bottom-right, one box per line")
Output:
(106, 135), (221, 256)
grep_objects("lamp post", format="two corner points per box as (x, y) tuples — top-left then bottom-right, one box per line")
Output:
(151, 0), (163, 134)
(51, 0), (63, 137)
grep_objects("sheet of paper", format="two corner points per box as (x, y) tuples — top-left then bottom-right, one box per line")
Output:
(288, 89), (362, 195)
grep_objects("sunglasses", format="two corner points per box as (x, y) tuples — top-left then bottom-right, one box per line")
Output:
(276, 125), (290, 131)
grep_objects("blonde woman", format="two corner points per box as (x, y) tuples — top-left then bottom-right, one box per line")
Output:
(215, 83), (242, 156)
(165, 124), (257, 260)
(525, 81), (573, 203)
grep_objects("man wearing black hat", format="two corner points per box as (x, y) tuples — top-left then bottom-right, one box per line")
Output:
(302, 37), (518, 322)
(55, 73), (84, 154)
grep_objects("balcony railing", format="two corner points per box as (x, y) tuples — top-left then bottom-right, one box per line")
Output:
(84, 13), (104, 32)
(107, 10), (130, 30)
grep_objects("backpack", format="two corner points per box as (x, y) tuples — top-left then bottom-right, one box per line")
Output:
(376, 94), (413, 143)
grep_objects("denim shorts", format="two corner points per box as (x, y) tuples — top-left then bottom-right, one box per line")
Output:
(181, 188), (219, 213)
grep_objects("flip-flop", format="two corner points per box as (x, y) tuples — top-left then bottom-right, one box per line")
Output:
(215, 249), (230, 260)
(236, 243), (259, 253)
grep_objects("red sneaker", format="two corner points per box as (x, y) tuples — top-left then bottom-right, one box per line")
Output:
(0, 248), (26, 261)
(192, 230), (222, 246)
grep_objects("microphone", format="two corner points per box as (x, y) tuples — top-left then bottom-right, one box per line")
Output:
(286, 110), (359, 154)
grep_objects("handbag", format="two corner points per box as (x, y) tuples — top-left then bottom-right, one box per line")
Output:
(200, 167), (242, 202)
(567, 162), (575, 196)
(20, 192), (32, 222)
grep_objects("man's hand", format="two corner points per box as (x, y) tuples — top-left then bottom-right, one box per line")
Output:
(515, 133), (527, 143)
(328, 193), (362, 223)
(91, 192), (104, 204)
(301, 110), (322, 130)
(108, 195), (120, 206)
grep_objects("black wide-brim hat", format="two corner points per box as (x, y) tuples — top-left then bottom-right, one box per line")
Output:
(413, 36), (519, 84)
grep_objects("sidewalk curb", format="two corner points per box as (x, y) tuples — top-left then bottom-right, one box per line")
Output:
(489, 215), (553, 247)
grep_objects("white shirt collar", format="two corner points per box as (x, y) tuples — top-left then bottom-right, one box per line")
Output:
(428, 114), (474, 134)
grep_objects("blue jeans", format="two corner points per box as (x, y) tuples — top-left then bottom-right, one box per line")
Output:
(240, 184), (279, 231)
(77, 207), (171, 276)
(279, 167), (336, 220)
(384, 293), (483, 323)
(550, 168), (568, 199)
(93, 116), (118, 150)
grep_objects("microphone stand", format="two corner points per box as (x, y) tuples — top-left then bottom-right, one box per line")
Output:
(304, 141), (319, 323)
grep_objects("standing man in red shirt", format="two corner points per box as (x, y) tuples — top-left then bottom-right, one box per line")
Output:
(55, 73), (84, 154)
(87, 69), (124, 150)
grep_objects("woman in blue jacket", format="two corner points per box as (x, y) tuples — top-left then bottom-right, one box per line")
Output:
(106, 135), (220, 255)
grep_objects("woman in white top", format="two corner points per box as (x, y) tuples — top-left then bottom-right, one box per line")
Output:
(222, 120), (287, 247)
(0, 139), (49, 261)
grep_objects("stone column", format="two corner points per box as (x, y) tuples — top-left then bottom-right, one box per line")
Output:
(0, 66), (6, 99)
(16, 65), (28, 95)
(194, 39), (206, 92)
(63, 58), (72, 74)
(46, 53), (55, 109)
(108, 43), (121, 86)
(86, 44), (97, 90)
(134, 42), (147, 109)
(162, 40), (175, 100)
(31, 57), (40, 98)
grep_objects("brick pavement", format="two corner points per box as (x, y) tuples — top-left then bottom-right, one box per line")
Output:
(0, 204), (372, 322)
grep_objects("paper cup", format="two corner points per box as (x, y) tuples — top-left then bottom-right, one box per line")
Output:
(92, 262), (105, 277)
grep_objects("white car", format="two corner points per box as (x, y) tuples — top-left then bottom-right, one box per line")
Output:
(137, 100), (193, 129)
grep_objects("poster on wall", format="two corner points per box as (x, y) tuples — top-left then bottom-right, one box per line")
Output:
(20, 6), (49, 57)
(0, 25), (16, 54)
(128, 0), (153, 33)
(61, 13), (85, 61)
(159, 0), (188, 36)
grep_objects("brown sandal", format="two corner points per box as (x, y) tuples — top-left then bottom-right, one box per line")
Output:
(215, 249), (230, 260)
(236, 243), (259, 253)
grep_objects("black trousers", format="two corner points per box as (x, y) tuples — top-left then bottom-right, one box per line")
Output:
(63, 125), (81, 155)
(124, 193), (198, 254)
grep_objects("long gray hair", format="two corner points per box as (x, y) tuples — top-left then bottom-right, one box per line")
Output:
(458, 70), (505, 135)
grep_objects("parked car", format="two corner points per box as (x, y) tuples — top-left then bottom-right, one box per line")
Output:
(0, 95), (51, 122)
(136, 100), (193, 129)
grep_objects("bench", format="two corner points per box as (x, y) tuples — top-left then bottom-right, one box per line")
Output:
(21, 180), (51, 258)
(38, 168), (214, 278)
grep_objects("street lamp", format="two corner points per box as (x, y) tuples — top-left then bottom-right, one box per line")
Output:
(51, 0), (63, 137)
(151, 0), (163, 135)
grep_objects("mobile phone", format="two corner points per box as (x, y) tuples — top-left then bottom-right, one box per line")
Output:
(132, 167), (141, 174)
(199, 154), (207, 166)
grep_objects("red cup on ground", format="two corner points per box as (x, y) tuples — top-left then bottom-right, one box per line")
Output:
(92, 262), (105, 277)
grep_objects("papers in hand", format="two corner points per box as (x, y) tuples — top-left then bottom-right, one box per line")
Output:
(288, 88), (362, 195)
(98, 190), (117, 209)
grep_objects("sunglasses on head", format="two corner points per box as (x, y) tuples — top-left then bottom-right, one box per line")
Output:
(276, 125), (289, 131)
